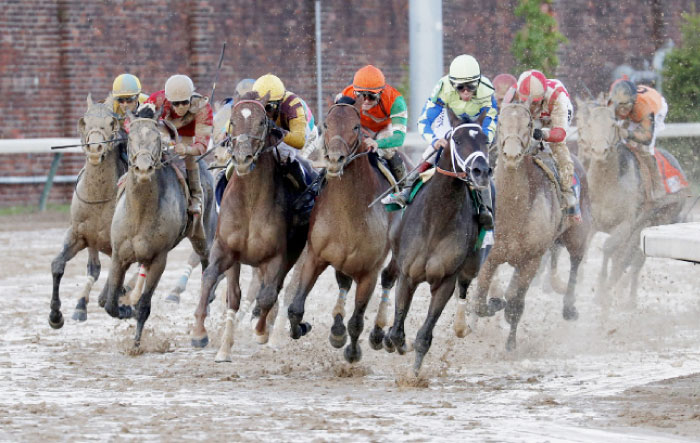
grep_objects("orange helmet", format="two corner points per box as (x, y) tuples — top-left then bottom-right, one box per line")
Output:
(353, 65), (385, 93)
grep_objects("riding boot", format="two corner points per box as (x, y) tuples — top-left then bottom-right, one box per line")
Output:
(185, 156), (205, 238)
(386, 153), (407, 183)
(643, 152), (666, 201)
(477, 186), (494, 230)
(381, 169), (419, 207)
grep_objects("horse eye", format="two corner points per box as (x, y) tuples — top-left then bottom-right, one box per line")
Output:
(354, 125), (360, 132)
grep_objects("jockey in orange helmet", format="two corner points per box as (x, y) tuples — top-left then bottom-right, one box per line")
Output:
(493, 73), (517, 109)
(339, 65), (408, 183)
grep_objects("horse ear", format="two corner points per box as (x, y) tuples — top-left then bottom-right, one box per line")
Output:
(77, 117), (86, 136)
(110, 116), (119, 134)
(446, 107), (461, 128)
(260, 91), (271, 106)
(86, 93), (93, 108)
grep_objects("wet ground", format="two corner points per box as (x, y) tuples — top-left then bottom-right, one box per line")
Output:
(1, 211), (699, 442)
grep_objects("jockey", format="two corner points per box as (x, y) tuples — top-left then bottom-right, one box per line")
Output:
(109, 73), (149, 125)
(608, 79), (668, 200)
(251, 74), (318, 203)
(145, 74), (212, 226)
(384, 54), (497, 230)
(506, 69), (577, 212)
(493, 73), (517, 110)
(338, 65), (408, 183)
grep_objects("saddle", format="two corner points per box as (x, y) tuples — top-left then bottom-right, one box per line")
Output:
(531, 143), (582, 217)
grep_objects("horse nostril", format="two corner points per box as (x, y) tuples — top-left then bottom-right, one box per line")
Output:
(473, 168), (482, 177)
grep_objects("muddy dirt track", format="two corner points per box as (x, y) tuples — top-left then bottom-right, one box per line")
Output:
(1, 211), (699, 442)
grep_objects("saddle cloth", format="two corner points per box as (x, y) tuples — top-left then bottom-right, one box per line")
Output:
(653, 149), (689, 194)
(532, 146), (581, 217)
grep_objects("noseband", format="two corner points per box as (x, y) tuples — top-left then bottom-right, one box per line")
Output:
(127, 118), (164, 169)
(436, 123), (489, 185)
(322, 103), (367, 175)
(229, 100), (271, 170)
(82, 108), (120, 153)
(497, 103), (535, 159)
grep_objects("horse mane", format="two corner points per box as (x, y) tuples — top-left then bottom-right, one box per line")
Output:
(239, 90), (260, 101)
(335, 95), (356, 105)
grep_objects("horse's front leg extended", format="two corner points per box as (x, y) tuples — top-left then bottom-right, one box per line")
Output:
(215, 262), (241, 362)
(414, 274), (458, 375)
(134, 253), (167, 347)
(288, 252), (327, 340)
(344, 271), (379, 364)
(102, 255), (130, 320)
(72, 247), (100, 322)
(330, 270), (353, 349)
(253, 254), (287, 345)
(385, 274), (416, 355)
(49, 229), (86, 329)
(474, 251), (505, 317)
(193, 241), (233, 348)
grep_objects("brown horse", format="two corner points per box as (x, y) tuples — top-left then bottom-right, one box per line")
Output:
(384, 113), (492, 374)
(474, 103), (592, 351)
(191, 93), (312, 361)
(49, 95), (140, 328)
(101, 111), (216, 347)
(580, 105), (688, 306)
(287, 101), (400, 364)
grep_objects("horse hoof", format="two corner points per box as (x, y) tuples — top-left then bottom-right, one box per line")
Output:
(254, 332), (269, 345)
(344, 344), (362, 364)
(368, 326), (385, 351)
(329, 314), (347, 348)
(191, 335), (209, 348)
(72, 309), (87, 322)
(563, 306), (579, 321)
(165, 293), (180, 304)
(488, 297), (507, 314)
(329, 331), (347, 349)
(413, 352), (426, 376)
(214, 351), (232, 363)
(48, 312), (64, 330)
(383, 334), (396, 353)
(300, 322), (312, 336)
(118, 305), (133, 319)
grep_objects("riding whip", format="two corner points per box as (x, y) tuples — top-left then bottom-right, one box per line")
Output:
(51, 138), (127, 150)
(209, 42), (227, 105)
(368, 148), (439, 208)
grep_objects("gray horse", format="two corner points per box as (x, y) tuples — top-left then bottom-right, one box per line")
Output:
(101, 112), (216, 347)
(49, 95), (139, 328)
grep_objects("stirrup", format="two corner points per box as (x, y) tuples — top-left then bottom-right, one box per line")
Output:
(381, 193), (406, 207)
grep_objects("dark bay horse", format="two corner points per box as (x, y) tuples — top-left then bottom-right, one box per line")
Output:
(101, 112), (216, 347)
(49, 96), (133, 328)
(287, 101), (400, 364)
(384, 114), (492, 374)
(191, 93), (311, 362)
(475, 103), (592, 351)
(581, 105), (689, 306)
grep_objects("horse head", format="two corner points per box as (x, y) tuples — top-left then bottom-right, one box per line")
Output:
(497, 103), (534, 170)
(229, 91), (283, 176)
(77, 93), (120, 165)
(322, 97), (363, 177)
(125, 106), (172, 183)
(584, 105), (621, 161)
(442, 108), (491, 189)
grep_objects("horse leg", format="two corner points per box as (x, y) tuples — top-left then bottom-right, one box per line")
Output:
(133, 253), (167, 347)
(625, 244), (646, 310)
(414, 275), (458, 375)
(329, 270), (353, 348)
(72, 247), (100, 322)
(385, 275), (416, 355)
(288, 252), (327, 340)
(369, 259), (398, 350)
(562, 254), (582, 321)
(253, 255), (287, 345)
(215, 262), (241, 362)
(102, 255), (132, 320)
(474, 251), (506, 317)
(121, 269), (139, 304)
(166, 251), (199, 304)
(237, 268), (261, 324)
(192, 241), (233, 348)
(49, 230), (85, 329)
(344, 272), (379, 364)
(127, 264), (147, 306)
(453, 278), (472, 338)
(504, 259), (540, 351)
(549, 244), (568, 294)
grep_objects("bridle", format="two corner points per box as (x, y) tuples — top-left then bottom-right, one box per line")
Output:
(497, 103), (534, 160)
(229, 99), (271, 170)
(436, 123), (489, 186)
(588, 106), (621, 156)
(322, 103), (369, 175)
(81, 107), (121, 154)
(127, 118), (164, 170)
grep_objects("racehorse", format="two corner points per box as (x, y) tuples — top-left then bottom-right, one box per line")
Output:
(384, 111), (492, 374)
(49, 95), (139, 328)
(101, 109), (216, 347)
(191, 92), (312, 361)
(475, 103), (592, 351)
(287, 100), (400, 364)
(580, 105), (688, 306)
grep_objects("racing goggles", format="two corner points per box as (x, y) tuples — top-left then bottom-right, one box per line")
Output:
(451, 80), (479, 93)
(116, 95), (138, 104)
(355, 91), (381, 101)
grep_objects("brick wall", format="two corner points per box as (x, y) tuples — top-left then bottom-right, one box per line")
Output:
(1, 0), (699, 206)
